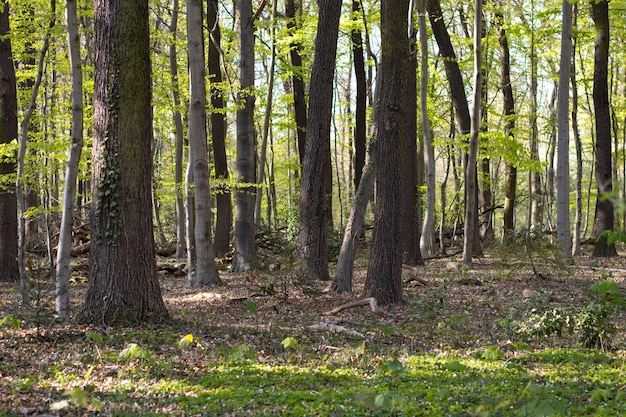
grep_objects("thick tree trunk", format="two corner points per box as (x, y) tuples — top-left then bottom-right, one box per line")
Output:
(0, 0), (18, 283)
(207, 0), (232, 258)
(76, 0), (169, 325)
(186, 0), (221, 287)
(297, 0), (342, 281)
(233, 0), (257, 270)
(55, 0), (84, 318)
(571, 6), (582, 256)
(590, 0), (615, 257)
(363, 0), (408, 305)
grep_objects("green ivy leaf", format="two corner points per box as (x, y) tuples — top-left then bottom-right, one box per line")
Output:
(243, 300), (257, 314)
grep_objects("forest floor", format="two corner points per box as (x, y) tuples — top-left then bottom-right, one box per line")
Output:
(1, 241), (626, 416)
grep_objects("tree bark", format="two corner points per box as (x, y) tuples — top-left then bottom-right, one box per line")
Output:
(297, 0), (342, 281)
(169, 0), (186, 260)
(352, 0), (367, 190)
(232, 0), (257, 270)
(363, 0), (408, 305)
(495, 0), (516, 234)
(590, 0), (615, 257)
(208, 0), (232, 258)
(186, 0), (221, 287)
(0, 0), (18, 282)
(76, 0), (169, 325)
(462, 0), (482, 268)
(285, 0), (307, 166)
(556, 0), (572, 258)
(55, 0), (84, 318)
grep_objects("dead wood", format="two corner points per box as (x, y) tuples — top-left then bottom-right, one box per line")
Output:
(308, 322), (364, 338)
(322, 297), (388, 316)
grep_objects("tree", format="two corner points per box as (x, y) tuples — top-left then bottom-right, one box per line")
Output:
(186, 0), (221, 287)
(76, 0), (169, 325)
(169, 0), (186, 260)
(363, 0), (408, 305)
(297, 0), (342, 281)
(55, 0), (84, 318)
(462, 0), (482, 268)
(495, 0), (516, 234)
(351, 0), (367, 190)
(556, 0), (572, 258)
(0, 0), (18, 283)
(285, 0), (307, 165)
(207, 0), (231, 259)
(590, 0), (615, 257)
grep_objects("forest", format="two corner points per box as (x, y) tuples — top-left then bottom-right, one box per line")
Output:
(1, 0), (626, 415)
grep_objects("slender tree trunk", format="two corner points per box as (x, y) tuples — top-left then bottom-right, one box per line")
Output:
(462, 0), (482, 268)
(233, 0), (257, 270)
(255, 0), (277, 227)
(186, 0), (221, 286)
(77, 0), (169, 325)
(352, 0), (367, 190)
(363, 0), (408, 305)
(495, 0), (516, 234)
(571, 6), (583, 256)
(529, 1), (542, 230)
(16, 0), (55, 304)
(169, 0), (187, 259)
(556, 0), (572, 257)
(208, 0), (231, 258)
(297, 0), (342, 281)
(0, 0), (18, 283)
(55, 0), (84, 318)
(590, 0), (615, 257)
(418, 0), (435, 258)
(425, 0), (471, 136)
(285, 0), (307, 166)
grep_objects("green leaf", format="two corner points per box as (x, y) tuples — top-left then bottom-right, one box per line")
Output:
(85, 331), (104, 343)
(229, 344), (255, 361)
(444, 360), (468, 372)
(118, 343), (151, 361)
(0, 315), (21, 329)
(380, 359), (406, 376)
(243, 300), (257, 314)
(481, 346), (504, 361)
(281, 337), (300, 350)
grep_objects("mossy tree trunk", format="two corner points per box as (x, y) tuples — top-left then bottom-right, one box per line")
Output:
(76, 0), (169, 325)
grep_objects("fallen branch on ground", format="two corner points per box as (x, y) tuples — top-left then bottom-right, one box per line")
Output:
(322, 297), (390, 316)
(308, 322), (364, 338)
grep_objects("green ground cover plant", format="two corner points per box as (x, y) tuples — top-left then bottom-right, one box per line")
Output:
(1, 252), (626, 416)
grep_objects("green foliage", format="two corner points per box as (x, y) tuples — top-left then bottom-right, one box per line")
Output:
(281, 336), (300, 350)
(228, 344), (256, 362)
(118, 343), (152, 362)
(243, 300), (257, 315)
(0, 315), (21, 329)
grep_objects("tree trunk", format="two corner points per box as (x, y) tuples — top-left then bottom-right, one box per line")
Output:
(285, 0), (307, 166)
(207, 0), (232, 258)
(232, 0), (257, 271)
(425, 0), (470, 136)
(556, 0), (572, 258)
(0, 0), (18, 283)
(255, 0), (277, 228)
(590, 0), (615, 257)
(186, 0), (221, 287)
(495, 0), (516, 234)
(352, 0), (367, 190)
(55, 0), (84, 318)
(462, 0), (482, 268)
(571, 5), (582, 256)
(363, 0), (408, 305)
(529, 4), (542, 230)
(297, 0), (342, 282)
(170, 0), (187, 260)
(418, 0), (434, 259)
(76, 0), (169, 325)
